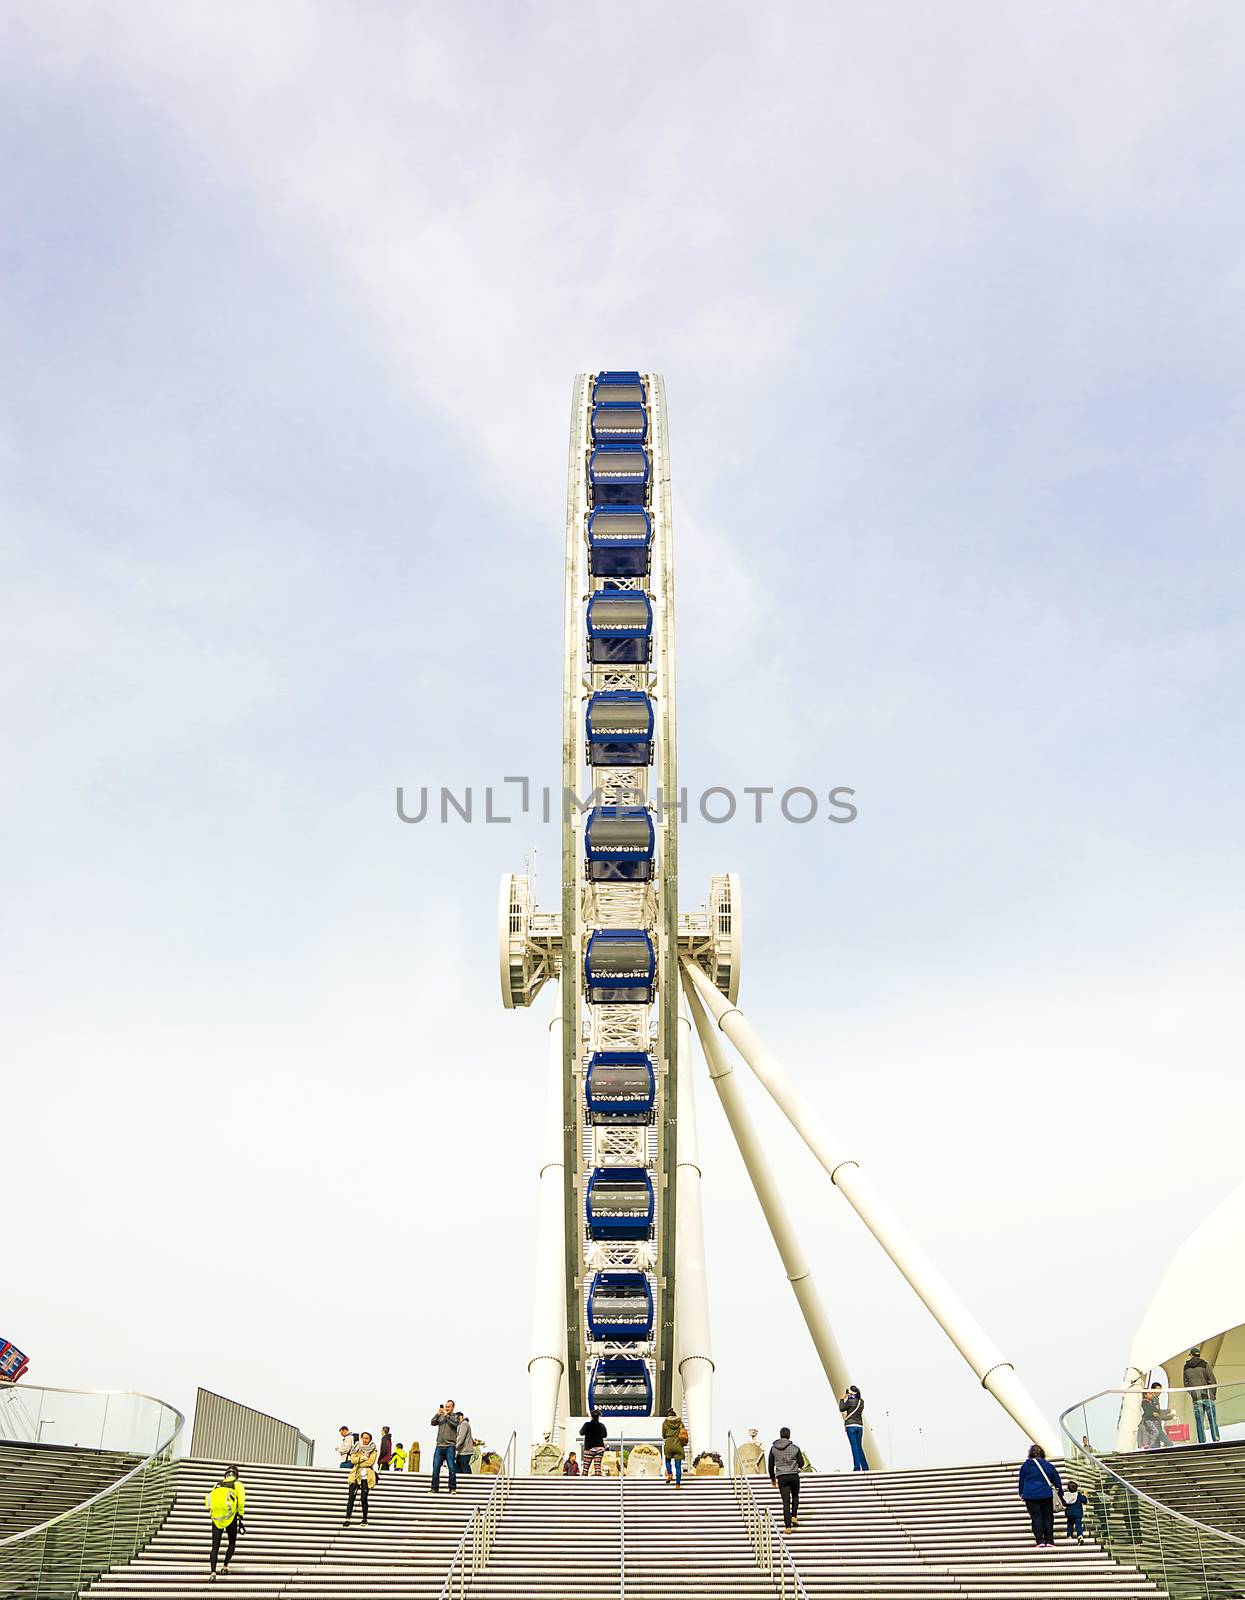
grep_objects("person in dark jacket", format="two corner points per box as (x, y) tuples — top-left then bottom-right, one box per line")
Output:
(768, 1427), (804, 1531)
(1061, 1479), (1087, 1542)
(1184, 1347), (1220, 1444)
(839, 1386), (869, 1472)
(455, 1414), (475, 1475)
(377, 1426), (394, 1471)
(579, 1410), (608, 1476)
(1017, 1444), (1062, 1546)
(1138, 1386), (1173, 1450)
(430, 1399), (462, 1493)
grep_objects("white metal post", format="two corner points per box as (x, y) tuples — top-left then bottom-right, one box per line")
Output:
(529, 989), (567, 1452)
(683, 973), (884, 1469)
(682, 960), (1057, 1455)
(674, 1008), (714, 1457)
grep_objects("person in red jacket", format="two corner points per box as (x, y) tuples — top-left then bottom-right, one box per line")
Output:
(377, 1426), (394, 1470)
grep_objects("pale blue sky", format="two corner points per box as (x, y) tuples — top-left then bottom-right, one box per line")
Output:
(4, 0), (1243, 1470)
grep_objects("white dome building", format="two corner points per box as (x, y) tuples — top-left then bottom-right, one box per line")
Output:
(1120, 1175), (1245, 1444)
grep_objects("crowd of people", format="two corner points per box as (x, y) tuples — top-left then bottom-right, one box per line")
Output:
(333, 1399), (479, 1522)
(203, 1355), (1222, 1571)
(201, 1383), (878, 1569)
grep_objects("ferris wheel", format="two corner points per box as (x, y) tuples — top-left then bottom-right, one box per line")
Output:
(499, 373), (1057, 1467)
(500, 371), (737, 1452)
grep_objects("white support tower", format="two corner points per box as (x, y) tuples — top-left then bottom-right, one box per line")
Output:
(499, 371), (1054, 1465)
(674, 1008), (713, 1457)
(683, 959), (1059, 1456)
(528, 994), (567, 1446)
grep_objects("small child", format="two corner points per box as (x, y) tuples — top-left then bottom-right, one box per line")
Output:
(1062, 1481), (1086, 1542)
(392, 1444), (407, 1472)
(563, 1452), (580, 1476)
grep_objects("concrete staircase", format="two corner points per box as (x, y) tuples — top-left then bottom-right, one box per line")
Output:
(469, 1475), (775, 1599)
(79, 1455), (1174, 1600)
(752, 1461), (1164, 1598)
(1100, 1439), (1245, 1541)
(83, 1459), (495, 1598)
(0, 1442), (141, 1539)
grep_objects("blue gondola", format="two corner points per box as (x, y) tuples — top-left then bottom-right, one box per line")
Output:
(587, 1271), (654, 1340)
(584, 806), (655, 882)
(591, 402), (648, 442)
(585, 1050), (656, 1121)
(589, 1357), (652, 1417)
(588, 507), (652, 579)
(590, 443), (650, 506)
(586, 691), (653, 767)
(586, 591), (652, 664)
(593, 372), (646, 405)
(584, 929), (656, 1005)
(586, 1166), (655, 1240)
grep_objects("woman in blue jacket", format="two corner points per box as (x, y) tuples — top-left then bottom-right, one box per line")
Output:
(1017, 1444), (1062, 1547)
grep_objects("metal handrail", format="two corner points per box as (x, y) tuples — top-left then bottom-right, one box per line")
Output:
(728, 1430), (809, 1600)
(437, 1430), (517, 1600)
(618, 1433), (626, 1600)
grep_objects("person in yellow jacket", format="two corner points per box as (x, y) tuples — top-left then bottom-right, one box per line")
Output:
(391, 1443), (407, 1471)
(345, 1431), (379, 1526)
(204, 1466), (245, 1579)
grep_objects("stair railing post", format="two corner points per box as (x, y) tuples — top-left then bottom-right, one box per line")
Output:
(618, 1432), (626, 1600)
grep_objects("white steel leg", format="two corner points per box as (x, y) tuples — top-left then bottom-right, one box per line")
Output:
(674, 1008), (714, 1458)
(529, 989), (567, 1452)
(683, 973), (884, 1469)
(682, 961), (1057, 1455)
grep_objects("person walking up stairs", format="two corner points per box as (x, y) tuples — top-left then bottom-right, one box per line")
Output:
(662, 1409), (687, 1487)
(768, 1426), (804, 1531)
(203, 1466), (245, 1580)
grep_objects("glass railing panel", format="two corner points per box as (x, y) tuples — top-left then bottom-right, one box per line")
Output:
(0, 1384), (180, 1455)
(0, 1386), (183, 1600)
(1060, 1384), (1245, 1600)
(1074, 1380), (1245, 1454)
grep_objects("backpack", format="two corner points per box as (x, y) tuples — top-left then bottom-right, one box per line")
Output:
(208, 1484), (237, 1525)
(677, 1425), (689, 1447)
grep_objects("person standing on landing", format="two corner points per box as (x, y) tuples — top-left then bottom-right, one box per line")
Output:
(204, 1466), (245, 1580)
(345, 1432), (378, 1525)
(839, 1386), (869, 1472)
(768, 1427), (804, 1531)
(336, 1426), (356, 1468)
(377, 1426), (394, 1471)
(456, 1413), (475, 1475)
(579, 1410), (608, 1476)
(661, 1409), (687, 1486)
(1017, 1443), (1062, 1547)
(1184, 1346), (1220, 1444)
(430, 1399), (462, 1493)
